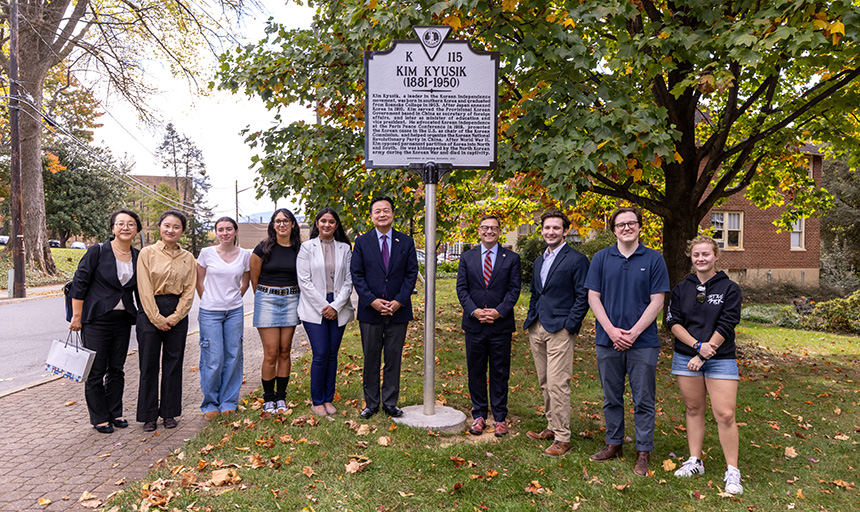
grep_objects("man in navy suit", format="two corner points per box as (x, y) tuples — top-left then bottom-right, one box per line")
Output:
(350, 196), (419, 419)
(456, 214), (521, 437)
(523, 210), (590, 457)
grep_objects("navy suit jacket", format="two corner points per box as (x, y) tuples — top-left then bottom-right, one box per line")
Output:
(69, 241), (140, 324)
(456, 245), (521, 335)
(523, 243), (589, 334)
(350, 228), (419, 324)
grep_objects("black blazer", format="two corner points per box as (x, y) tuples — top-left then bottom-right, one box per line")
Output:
(456, 245), (521, 334)
(69, 242), (140, 324)
(350, 228), (419, 324)
(523, 244), (589, 334)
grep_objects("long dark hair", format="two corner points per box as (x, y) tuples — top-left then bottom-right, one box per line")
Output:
(309, 207), (351, 248)
(259, 208), (301, 262)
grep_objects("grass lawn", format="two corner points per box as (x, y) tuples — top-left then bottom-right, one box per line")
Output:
(0, 247), (83, 289)
(107, 279), (859, 511)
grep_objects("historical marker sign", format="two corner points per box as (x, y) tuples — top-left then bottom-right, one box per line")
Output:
(364, 26), (499, 169)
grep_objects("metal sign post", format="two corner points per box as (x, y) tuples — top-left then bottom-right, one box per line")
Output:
(365, 26), (498, 431)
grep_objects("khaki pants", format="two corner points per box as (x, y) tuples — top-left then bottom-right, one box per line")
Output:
(528, 321), (574, 443)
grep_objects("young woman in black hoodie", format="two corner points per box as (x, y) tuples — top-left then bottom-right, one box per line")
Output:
(666, 236), (744, 495)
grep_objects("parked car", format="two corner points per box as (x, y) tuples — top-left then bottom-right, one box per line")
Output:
(70, 241), (86, 249)
(0, 235), (8, 245)
(49, 240), (60, 248)
(416, 250), (426, 265)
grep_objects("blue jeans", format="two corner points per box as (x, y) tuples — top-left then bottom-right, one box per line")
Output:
(198, 307), (244, 413)
(304, 296), (346, 405)
(596, 344), (659, 452)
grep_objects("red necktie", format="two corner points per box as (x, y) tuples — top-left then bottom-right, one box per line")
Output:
(483, 250), (492, 286)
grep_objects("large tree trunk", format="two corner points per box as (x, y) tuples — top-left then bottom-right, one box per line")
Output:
(662, 213), (701, 292)
(19, 26), (57, 274)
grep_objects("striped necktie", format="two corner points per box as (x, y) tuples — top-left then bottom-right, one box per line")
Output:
(483, 250), (492, 286)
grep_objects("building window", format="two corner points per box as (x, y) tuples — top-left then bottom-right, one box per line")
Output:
(790, 218), (805, 250)
(711, 211), (743, 250)
(517, 224), (533, 236)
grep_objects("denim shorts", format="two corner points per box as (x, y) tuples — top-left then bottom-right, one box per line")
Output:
(671, 352), (739, 380)
(253, 288), (299, 328)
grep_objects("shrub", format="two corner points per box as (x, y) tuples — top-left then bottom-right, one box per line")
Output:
(802, 290), (860, 334)
(741, 304), (803, 329)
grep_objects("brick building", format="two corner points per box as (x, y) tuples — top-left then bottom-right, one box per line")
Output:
(703, 150), (822, 286)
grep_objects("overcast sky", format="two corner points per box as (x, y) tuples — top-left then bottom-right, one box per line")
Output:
(94, 2), (315, 223)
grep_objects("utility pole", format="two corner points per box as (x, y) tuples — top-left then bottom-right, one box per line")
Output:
(235, 180), (251, 222)
(8, 0), (26, 298)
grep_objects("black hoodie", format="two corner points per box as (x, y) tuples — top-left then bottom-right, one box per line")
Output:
(666, 271), (742, 359)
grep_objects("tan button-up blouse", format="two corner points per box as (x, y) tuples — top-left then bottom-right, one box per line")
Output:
(137, 240), (197, 329)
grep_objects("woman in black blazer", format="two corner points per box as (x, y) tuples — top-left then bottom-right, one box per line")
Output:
(69, 209), (142, 433)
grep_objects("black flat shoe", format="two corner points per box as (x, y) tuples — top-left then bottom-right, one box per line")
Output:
(143, 420), (157, 432)
(383, 406), (404, 418)
(94, 423), (114, 434)
(360, 408), (377, 419)
(112, 418), (129, 429)
(163, 417), (178, 429)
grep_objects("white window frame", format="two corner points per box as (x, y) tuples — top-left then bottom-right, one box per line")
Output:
(711, 211), (743, 250)
(790, 218), (805, 250)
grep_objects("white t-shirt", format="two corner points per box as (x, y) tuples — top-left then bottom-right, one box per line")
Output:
(197, 246), (251, 311)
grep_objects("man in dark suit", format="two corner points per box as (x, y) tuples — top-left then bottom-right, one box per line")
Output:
(523, 210), (590, 457)
(350, 196), (419, 419)
(456, 214), (521, 437)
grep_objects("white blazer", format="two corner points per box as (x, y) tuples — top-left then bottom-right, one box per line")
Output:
(296, 237), (355, 326)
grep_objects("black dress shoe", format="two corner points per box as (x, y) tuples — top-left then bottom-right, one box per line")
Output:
(383, 406), (404, 418)
(143, 420), (157, 432)
(360, 408), (377, 419)
(112, 418), (129, 429)
(94, 423), (114, 434)
(163, 417), (178, 429)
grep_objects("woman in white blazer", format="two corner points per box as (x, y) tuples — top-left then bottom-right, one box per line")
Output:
(297, 207), (355, 416)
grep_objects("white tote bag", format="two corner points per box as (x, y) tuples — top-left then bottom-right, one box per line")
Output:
(45, 331), (96, 383)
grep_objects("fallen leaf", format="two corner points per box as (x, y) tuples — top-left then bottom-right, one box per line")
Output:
(377, 436), (390, 446)
(356, 424), (371, 436)
(248, 453), (266, 469)
(452, 482), (464, 492)
(717, 492), (734, 498)
(613, 480), (630, 491)
(80, 500), (102, 509)
(97, 452), (111, 458)
(785, 446), (798, 459)
(834, 434), (850, 441)
(796, 488), (805, 499)
(486, 469), (499, 478)
(398, 491), (414, 497)
(525, 481), (546, 494)
(450, 456), (466, 467)
(38, 498), (51, 506)
(303, 466), (315, 478)
(662, 459), (677, 471)
(210, 469), (232, 486)
(64, 401), (76, 406)
(831, 479), (855, 489)
(78, 491), (97, 502)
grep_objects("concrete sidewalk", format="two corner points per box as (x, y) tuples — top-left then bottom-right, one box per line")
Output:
(0, 315), (307, 511)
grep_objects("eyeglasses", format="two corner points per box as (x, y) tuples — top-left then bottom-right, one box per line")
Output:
(614, 221), (639, 230)
(696, 284), (706, 303)
(274, 219), (291, 225)
(478, 226), (500, 232)
(114, 222), (135, 229)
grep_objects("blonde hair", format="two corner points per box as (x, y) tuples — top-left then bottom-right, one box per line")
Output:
(685, 236), (720, 257)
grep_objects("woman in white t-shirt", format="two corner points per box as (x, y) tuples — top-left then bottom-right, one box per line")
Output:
(196, 217), (251, 419)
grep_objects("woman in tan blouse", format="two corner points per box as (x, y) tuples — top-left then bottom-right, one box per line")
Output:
(136, 210), (197, 432)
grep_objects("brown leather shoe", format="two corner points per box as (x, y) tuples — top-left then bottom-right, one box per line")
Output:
(633, 451), (650, 476)
(203, 411), (219, 420)
(468, 417), (485, 436)
(589, 444), (622, 462)
(543, 441), (571, 458)
(493, 421), (508, 437)
(526, 429), (555, 440)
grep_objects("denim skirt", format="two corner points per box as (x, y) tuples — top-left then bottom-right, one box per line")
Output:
(253, 288), (300, 328)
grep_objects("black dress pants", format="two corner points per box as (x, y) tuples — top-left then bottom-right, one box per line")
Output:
(136, 295), (188, 422)
(359, 319), (408, 411)
(464, 330), (512, 422)
(81, 310), (132, 425)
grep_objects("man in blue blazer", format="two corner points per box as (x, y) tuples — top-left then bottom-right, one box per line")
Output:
(350, 196), (419, 419)
(456, 214), (521, 437)
(523, 210), (590, 457)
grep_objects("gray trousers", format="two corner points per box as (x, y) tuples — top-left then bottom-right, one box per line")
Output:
(359, 319), (408, 411)
(596, 344), (659, 452)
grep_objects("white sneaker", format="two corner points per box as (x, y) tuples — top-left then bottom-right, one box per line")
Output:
(276, 400), (287, 414)
(724, 466), (744, 495)
(263, 401), (277, 414)
(674, 457), (705, 477)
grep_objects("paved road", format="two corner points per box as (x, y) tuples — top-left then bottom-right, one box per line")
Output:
(0, 290), (254, 394)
